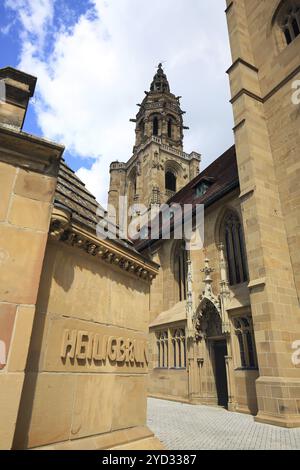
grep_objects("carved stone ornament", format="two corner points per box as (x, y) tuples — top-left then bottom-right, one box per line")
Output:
(199, 258), (220, 310)
(49, 215), (158, 282)
(152, 151), (159, 169)
(193, 258), (223, 341)
(49, 204), (71, 241)
(193, 298), (222, 341)
(218, 243), (231, 334)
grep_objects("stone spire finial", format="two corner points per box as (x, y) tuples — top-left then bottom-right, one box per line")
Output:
(150, 63), (170, 93)
(218, 243), (231, 334)
(199, 257), (220, 312)
(201, 258), (214, 298)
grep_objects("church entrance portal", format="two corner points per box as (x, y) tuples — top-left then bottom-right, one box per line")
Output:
(213, 340), (228, 408)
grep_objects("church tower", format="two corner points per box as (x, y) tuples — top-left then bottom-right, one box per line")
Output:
(226, 0), (300, 427)
(108, 64), (201, 218)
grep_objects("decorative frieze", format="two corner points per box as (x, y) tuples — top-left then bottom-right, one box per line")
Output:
(193, 255), (231, 341)
(115, 136), (201, 171)
(49, 208), (158, 282)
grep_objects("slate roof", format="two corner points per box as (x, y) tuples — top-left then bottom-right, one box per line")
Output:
(149, 301), (187, 328)
(168, 144), (238, 207)
(55, 145), (239, 255)
(135, 145), (239, 251)
(55, 159), (137, 253)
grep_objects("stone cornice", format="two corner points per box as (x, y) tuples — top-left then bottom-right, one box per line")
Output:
(226, 58), (259, 75)
(229, 64), (300, 105)
(0, 125), (64, 176)
(49, 206), (159, 282)
(248, 277), (266, 290)
(230, 88), (263, 105)
(110, 136), (201, 173)
(0, 67), (37, 97)
(225, 1), (233, 14)
(232, 119), (246, 133)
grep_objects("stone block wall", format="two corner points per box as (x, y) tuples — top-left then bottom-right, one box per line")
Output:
(12, 240), (156, 449)
(0, 130), (62, 449)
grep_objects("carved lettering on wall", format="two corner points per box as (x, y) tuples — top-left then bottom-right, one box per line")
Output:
(61, 329), (149, 366)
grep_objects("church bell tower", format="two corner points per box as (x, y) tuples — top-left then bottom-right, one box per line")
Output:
(108, 64), (201, 219)
(133, 63), (185, 152)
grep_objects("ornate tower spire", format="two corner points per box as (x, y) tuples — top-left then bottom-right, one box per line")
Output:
(131, 64), (188, 152)
(150, 63), (170, 93)
(108, 64), (201, 218)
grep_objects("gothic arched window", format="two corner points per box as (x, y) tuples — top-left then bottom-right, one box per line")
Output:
(174, 241), (187, 301)
(167, 118), (172, 139)
(282, 5), (300, 44)
(172, 329), (186, 368)
(223, 212), (248, 286)
(165, 171), (176, 193)
(275, 1), (300, 46)
(233, 316), (257, 369)
(153, 116), (159, 136)
(156, 331), (169, 368)
(127, 167), (138, 210)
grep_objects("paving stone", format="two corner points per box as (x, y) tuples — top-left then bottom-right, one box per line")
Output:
(147, 398), (300, 450)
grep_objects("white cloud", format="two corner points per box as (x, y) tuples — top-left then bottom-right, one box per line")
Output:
(4, 0), (54, 47)
(1, 21), (14, 35)
(4, 0), (234, 207)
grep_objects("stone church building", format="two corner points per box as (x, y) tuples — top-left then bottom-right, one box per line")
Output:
(0, 0), (300, 451)
(108, 63), (201, 218)
(109, 0), (300, 429)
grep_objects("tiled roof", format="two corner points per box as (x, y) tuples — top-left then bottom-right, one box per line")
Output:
(55, 159), (102, 232)
(149, 301), (187, 328)
(168, 144), (238, 206)
(55, 145), (239, 255)
(134, 145), (239, 251)
(55, 159), (137, 253)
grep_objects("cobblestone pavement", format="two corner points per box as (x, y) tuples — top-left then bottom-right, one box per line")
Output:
(147, 398), (300, 450)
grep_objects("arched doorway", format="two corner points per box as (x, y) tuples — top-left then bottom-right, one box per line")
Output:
(213, 340), (228, 407)
(194, 298), (229, 408)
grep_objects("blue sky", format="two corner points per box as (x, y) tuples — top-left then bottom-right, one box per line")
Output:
(0, 0), (234, 206)
(0, 2), (35, 135)
(0, 0), (96, 172)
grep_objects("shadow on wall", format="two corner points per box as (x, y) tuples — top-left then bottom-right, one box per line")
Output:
(12, 239), (148, 449)
(12, 244), (56, 449)
(246, 371), (259, 416)
(52, 241), (147, 298)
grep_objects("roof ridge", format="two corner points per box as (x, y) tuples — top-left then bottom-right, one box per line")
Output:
(167, 144), (236, 203)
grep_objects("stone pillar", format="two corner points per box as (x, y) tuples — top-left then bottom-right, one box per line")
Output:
(108, 163), (126, 226)
(187, 347), (198, 403)
(0, 68), (63, 448)
(226, 0), (300, 427)
(189, 156), (201, 181)
(225, 341), (237, 412)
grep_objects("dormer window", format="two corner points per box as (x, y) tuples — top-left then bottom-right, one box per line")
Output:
(195, 181), (210, 198)
(194, 178), (214, 198)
